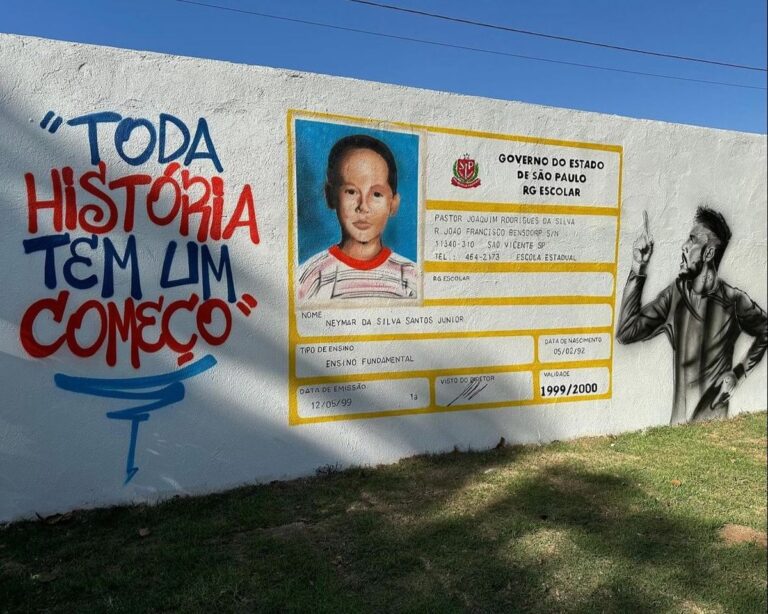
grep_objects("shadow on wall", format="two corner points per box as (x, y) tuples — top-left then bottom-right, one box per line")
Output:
(0, 95), (352, 511)
(0, 93), (576, 505)
(0, 93), (514, 516)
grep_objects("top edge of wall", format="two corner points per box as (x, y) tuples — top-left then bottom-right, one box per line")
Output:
(1, 32), (766, 139)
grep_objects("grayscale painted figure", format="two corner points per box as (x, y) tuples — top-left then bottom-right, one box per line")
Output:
(616, 206), (767, 424)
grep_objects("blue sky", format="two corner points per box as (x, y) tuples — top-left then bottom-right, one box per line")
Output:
(3, 0), (766, 133)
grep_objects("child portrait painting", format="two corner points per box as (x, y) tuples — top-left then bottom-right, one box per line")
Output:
(294, 119), (420, 306)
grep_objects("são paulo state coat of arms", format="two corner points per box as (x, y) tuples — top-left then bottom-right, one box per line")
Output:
(451, 154), (481, 189)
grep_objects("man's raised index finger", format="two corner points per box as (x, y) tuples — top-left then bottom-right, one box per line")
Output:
(642, 210), (652, 239)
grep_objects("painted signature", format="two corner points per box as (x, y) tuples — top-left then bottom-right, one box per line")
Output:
(447, 378), (489, 407)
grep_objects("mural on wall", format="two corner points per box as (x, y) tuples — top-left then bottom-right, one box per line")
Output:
(2, 34), (767, 525)
(20, 110), (261, 482)
(295, 122), (420, 304)
(287, 110), (624, 425)
(616, 207), (768, 424)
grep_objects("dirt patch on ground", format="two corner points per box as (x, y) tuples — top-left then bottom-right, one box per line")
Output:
(0, 560), (26, 577)
(346, 490), (397, 513)
(718, 524), (767, 548)
(260, 521), (310, 539)
(545, 471), (617, 500)
(679, 599), (724, 614)
(515, 527), (572, 559)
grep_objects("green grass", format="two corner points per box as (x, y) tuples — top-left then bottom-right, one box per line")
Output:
(2, 413), (766, 613)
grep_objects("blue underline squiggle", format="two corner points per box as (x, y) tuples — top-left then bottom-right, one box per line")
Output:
(54, 355), (217, 484)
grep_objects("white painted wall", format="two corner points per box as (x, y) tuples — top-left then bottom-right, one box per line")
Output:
(1, 34), (765, 522)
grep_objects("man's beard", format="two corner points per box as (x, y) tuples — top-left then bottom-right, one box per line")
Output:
(678, 255), (703, 281)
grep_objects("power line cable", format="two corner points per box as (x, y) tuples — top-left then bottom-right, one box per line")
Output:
(349, 0), (767, 73)
(174, 0), (766, 90)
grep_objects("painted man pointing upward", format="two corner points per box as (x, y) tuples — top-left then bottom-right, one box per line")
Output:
(616, 206), (767, 424)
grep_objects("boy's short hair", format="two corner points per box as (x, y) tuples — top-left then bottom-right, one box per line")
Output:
(325, 135), (398, 207)
(695, 205), (731, 269)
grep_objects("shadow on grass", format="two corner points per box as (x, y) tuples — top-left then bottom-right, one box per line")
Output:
(2, 444), (766, 612)
(312, 458), (766, 613)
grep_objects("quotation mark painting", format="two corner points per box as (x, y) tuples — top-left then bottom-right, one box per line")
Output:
(39, 111), (64, 133)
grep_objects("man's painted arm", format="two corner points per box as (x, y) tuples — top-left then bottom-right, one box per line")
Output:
(615, 271), (672, 344)
(733, 290), (768, 379)
(710, 288), (767, 407)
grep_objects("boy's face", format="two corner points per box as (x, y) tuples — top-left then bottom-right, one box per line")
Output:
(331, 147), (400, 248)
